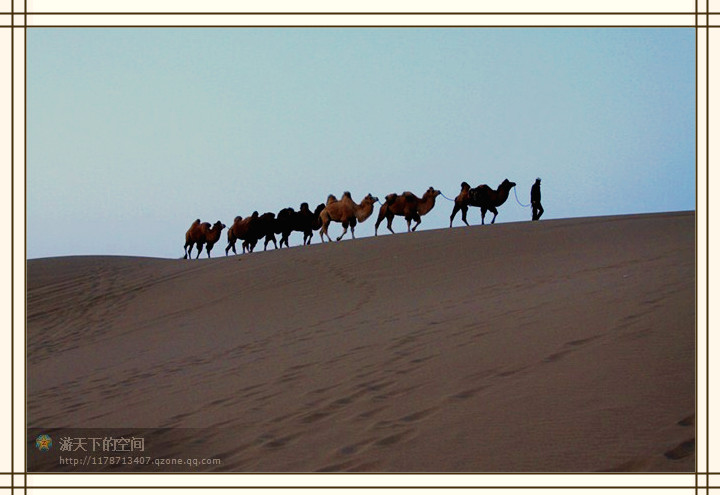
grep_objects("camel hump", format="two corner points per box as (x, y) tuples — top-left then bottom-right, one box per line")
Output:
(342, 191), (352, 200)
(234, 216), (243, 223)
(326, 194), (338, 204)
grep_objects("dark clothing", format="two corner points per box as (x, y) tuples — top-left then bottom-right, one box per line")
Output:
(531, 181), (543, 221)
(531, 182), (541, 203)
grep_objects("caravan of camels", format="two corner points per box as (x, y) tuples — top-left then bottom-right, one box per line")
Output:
(183, 179), (518, 259)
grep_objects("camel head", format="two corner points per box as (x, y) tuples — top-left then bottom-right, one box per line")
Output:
(425, 186), (441, 198)
(212, 220), (226, 231)
(363, 193), (379, 205)
(501, 179), (517, 190)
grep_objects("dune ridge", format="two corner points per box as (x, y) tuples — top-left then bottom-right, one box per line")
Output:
(28, 212), (695, 472)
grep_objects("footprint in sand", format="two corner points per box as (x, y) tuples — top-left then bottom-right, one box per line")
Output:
(664, 438), (694, 460)
(677, 414), (694, 426)
(664, 414), (695, 460)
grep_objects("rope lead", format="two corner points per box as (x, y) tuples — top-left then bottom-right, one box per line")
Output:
(513, 187), (531, 208)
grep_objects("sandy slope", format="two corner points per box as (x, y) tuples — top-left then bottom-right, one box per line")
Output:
(27, 212), (695, 472)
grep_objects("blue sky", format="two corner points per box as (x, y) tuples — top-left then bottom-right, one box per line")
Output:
(27, 28), (695, 259)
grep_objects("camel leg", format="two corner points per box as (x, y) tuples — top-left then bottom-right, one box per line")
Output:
(386, 215), (395, 234)
(450, 204), (459, 227)
(411, 213), (421, 232)
(480, 208), (487, 225)
(374, 212), (385, 236)
(320, 223), (332, 242)
(184, 243), (190, 259)
(489, 207), (498, 224)
(283, 230), (292, 248)
(195, 242), (203, 259)
(461, 206), (469, 227)
(337, 220), (350, 241)
(206, 243), (213, 258)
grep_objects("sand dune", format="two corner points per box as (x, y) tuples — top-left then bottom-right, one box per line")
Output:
(27, 212), (695, 472)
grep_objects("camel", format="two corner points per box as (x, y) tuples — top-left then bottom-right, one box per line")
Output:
(449, 181), (472, 227)
(374, 186), (441, 235)
(183, 219), (226, 259)
(469, 179), (517, 225)
(225, 211), (259, 255)
(318, 192), (379, 242)
(242, 212), (279, 253)
(276, 202), (326, 248)
(450, 179), (516, 226)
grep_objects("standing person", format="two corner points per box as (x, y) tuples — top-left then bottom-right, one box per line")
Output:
(531, 178), (544, 221)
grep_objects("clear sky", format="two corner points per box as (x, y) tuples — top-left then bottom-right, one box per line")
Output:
(27, 28), (695, 259)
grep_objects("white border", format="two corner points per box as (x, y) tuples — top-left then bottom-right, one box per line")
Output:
(9, 0), (713, 491)
(22, 0), (699, 14)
